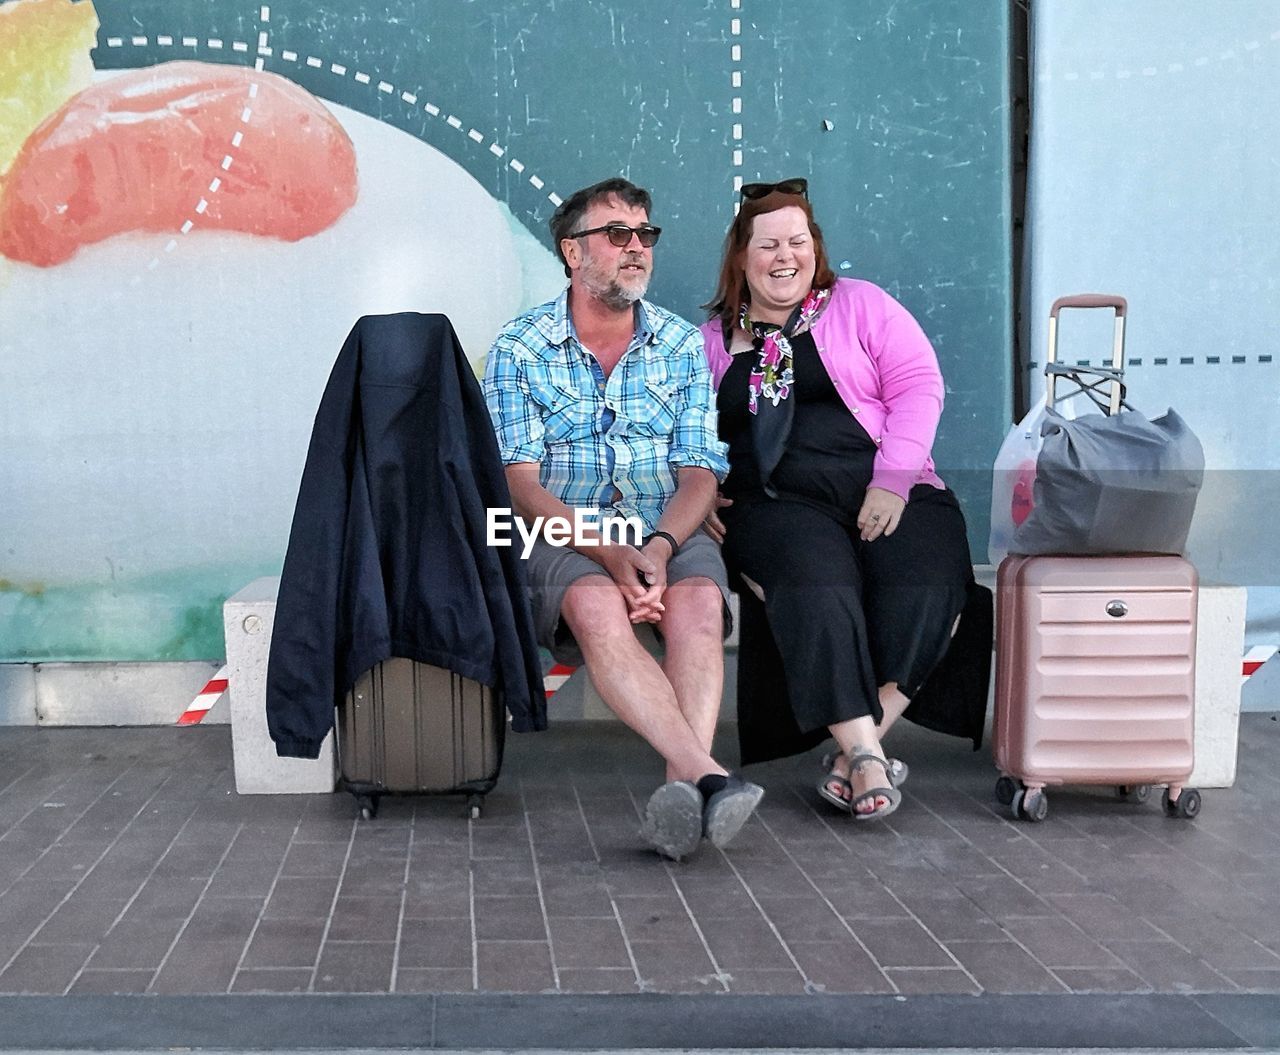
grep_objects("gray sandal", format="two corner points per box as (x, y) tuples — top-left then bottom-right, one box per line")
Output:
(846, 754), (903, 822)
(820, 750), (909, 789)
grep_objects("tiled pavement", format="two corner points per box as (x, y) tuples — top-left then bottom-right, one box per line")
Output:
(0, 715), (1278, 1000)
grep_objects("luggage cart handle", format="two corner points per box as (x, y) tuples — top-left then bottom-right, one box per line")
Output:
(1050, 294), (1128, 318)
(1047, 293), (1127, 416)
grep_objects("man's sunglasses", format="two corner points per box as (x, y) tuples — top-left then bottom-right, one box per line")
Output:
(739, 177), (809, 201)
(568, 223), (662, 248)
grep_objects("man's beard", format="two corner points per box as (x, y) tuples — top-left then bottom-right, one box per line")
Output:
(580, 253), (649, 311)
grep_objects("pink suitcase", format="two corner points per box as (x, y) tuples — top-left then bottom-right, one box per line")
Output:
(993, 553), (1201, 822)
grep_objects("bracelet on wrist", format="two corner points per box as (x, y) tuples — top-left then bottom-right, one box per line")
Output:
(644, 530), (679, 556)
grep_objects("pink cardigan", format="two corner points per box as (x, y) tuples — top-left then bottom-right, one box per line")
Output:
(699, 277), (946, 500)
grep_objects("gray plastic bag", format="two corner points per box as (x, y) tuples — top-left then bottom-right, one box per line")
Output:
(1009, 407), (1204, 556)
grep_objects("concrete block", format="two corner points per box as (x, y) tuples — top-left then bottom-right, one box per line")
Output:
(224, 577), (335, 794)
(33, 661), (220, 725)
(0, 664), (37, 725)
(1191, 584), (1247, 788)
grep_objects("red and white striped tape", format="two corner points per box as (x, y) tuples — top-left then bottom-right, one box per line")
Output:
(1242, 645), (1277, 687)
(177, 665), (228, 725)
(544, 663), (577, 700)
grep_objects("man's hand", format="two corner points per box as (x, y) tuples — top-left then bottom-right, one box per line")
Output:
(626, 536), (675, 623)
(704, 493), (733, 544)
(598, 543), (664, 622)
(856, 486), (907, 542)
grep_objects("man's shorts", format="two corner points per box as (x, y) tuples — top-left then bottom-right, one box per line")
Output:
(522, 530), (733, 666)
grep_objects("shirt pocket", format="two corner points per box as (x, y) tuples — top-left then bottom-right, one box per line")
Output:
(635, 369), (679, 438)
(534, 364), (592, 446)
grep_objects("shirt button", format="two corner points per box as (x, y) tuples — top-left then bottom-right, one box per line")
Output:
(851, 406), (860, 414)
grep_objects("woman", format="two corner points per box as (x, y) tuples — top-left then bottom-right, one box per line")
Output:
(700, 178), (976, 820)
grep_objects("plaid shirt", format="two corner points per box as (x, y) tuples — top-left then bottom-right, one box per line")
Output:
(483, 289), (729, 534)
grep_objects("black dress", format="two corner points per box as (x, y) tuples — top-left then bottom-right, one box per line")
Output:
(717, 329), (974, 748)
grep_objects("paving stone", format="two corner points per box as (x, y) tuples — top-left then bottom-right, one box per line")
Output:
(548, 917), (631, 969)
(850, 918), (954, 968)
(947, 939), (1069, 993)
(556, 967), (640, 993)
(148, 940), (242, 994)
(312, 941), (395, 993)
(241, 918), (325, 969)
(397, 917), (473, 969)
(393, 967), (475, 992)
(473, 896), (547, 941)
(326, 896), (402, 943)
(0, 942), (94, 994)
(230, 967), (313, 993)
(66, 968), (154, 994)
(883, 967), (982, 994)
(476, 939), (554, 992)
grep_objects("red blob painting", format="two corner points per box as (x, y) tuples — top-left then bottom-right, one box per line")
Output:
(0, 60), (358, 266)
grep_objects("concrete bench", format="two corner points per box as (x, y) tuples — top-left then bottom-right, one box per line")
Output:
(223, 573), (1247, 793)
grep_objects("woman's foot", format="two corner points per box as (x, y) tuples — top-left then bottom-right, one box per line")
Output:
(847, 753), (902, 821)
(820, 750), (908, 789)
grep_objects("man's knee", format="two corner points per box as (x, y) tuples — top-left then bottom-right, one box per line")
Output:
(661, 577), (725, 639)
(561, 577), (632, 647)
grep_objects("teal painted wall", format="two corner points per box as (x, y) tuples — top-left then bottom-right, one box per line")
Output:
(1, 0), (1012, 660)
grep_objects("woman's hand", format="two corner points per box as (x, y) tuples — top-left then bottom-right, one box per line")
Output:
(705, 493), (733, 544)
(857, 487), (906, 542)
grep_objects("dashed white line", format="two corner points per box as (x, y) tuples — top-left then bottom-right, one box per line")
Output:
(103, 31), (562, 214)
(157, 35), (173, 46)
(131, 35), (147, 45)
(1048, 27), (1280, 81)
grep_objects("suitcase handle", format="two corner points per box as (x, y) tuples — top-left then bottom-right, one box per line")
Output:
(1047, 293), (1127, 415)
(1049, 294), (1128, 318)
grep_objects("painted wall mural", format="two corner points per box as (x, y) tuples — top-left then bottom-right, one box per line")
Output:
(1, 0), (1012, 661)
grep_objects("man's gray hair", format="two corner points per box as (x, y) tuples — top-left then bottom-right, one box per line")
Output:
(549, 178), (653, 277)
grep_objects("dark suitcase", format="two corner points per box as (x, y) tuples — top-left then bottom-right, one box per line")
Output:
(338, 658), (504, 819)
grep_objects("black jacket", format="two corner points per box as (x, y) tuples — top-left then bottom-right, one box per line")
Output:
(267, 313), (547, 759)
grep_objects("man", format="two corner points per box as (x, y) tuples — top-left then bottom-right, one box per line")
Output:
(483, 178), (763, 860)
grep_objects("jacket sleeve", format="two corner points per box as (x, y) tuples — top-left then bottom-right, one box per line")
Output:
(861, 287), (945, 500)
(265, 323), (362, 759)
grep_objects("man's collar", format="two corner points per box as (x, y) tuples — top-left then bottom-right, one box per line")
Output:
(536, 288), (659, 350)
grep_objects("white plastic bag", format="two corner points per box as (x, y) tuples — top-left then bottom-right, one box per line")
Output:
(988, 399), (1048, 566)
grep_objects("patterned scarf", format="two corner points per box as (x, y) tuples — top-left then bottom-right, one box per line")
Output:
(738, 286), (831, 415)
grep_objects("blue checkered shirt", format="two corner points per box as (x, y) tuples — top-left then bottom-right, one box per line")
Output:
(483, 290), (729, 534)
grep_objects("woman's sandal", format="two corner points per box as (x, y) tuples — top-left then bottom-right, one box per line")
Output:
(820, 750), (909, 789)
(817, 768), (854, 813)
(846, 753), (903, 822)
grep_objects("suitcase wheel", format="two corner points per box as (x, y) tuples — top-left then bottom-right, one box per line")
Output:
(1011, 787), (1048, 823)
(356, 793), (379, 821)
(1163, 786), (1201, 819)
(466, 793), (483, 820)
(1117, 784), (1152, 804)
(994, 776), (1018, 807)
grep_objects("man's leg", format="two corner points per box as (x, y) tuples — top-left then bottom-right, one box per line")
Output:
(561, 577), (724, 784)
(656, 576), (724, 753)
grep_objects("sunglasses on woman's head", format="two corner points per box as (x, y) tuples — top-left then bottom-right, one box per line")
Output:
(568, 223), (662, 248)
(739, 177), (809, 201)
